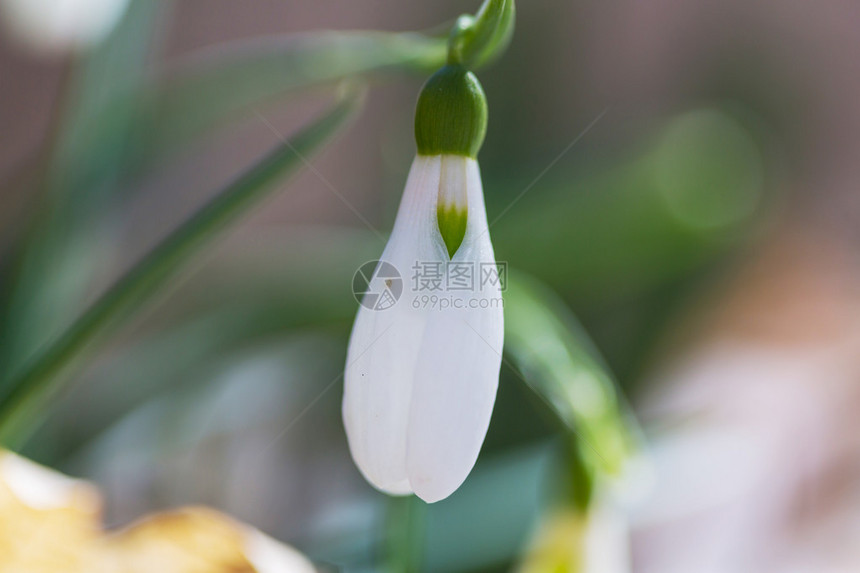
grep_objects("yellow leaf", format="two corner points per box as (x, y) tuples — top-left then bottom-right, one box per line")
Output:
(0, 450), (315, 573)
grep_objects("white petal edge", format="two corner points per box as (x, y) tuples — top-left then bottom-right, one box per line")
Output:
(342, 156), (446, 495)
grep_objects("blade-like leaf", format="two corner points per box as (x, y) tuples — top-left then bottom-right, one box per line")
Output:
(504, 274), (637, 475)
(0, 89), (365, 447)
(0, 0), (163, 381)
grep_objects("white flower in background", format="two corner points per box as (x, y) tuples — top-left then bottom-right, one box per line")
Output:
(1, 0), (131, 53)
(343, 65), (504, 503)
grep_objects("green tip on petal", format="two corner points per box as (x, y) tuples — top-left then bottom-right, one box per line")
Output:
(437, 203), (468, 258)
(414, 65), (488, 158)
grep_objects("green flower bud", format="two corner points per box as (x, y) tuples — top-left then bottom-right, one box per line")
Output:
(414, 65), (488, 158)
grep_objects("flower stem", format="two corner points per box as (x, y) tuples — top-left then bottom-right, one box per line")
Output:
(387, 495), (425, 572)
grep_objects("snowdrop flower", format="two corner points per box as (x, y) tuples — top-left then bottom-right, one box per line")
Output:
(1, 0), (131, 54)
(343, 65), (504, 503)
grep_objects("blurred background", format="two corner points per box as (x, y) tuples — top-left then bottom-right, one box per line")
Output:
(2, 0), (860, 571)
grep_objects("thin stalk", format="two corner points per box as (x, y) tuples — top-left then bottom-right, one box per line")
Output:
(386, 495), (425, 572)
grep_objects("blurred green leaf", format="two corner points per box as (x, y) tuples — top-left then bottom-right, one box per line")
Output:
(420, 444), (552, 572)
(22, 227), (383, 459)
(492, 108), (765, 304)
(2, 29), (446, 336)
(564, 437), (596, 514)
(142, 31), (446, 152)
(503, 274), (637, 475)
(0, 89), (364, 447)
(0, 0), (163, 381)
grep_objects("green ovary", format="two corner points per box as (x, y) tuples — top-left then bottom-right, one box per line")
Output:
(437, 204), (468, 258)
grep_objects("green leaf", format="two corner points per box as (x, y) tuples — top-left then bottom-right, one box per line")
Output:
(503, 274), (637, 475)
(0, 0), (163, 381)
(0, 89), (365, 447)
(0, 27), (436, 390)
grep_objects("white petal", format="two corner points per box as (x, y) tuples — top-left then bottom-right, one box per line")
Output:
(1, 0), (132, 53)
(243, 529), (318, 573)
(343, 155), (503, 503)
(342, 156), (446, 494)
(406, 157), (504, 502)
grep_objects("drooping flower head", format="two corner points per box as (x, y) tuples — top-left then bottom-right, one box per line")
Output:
(342, 62), (505, 503)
